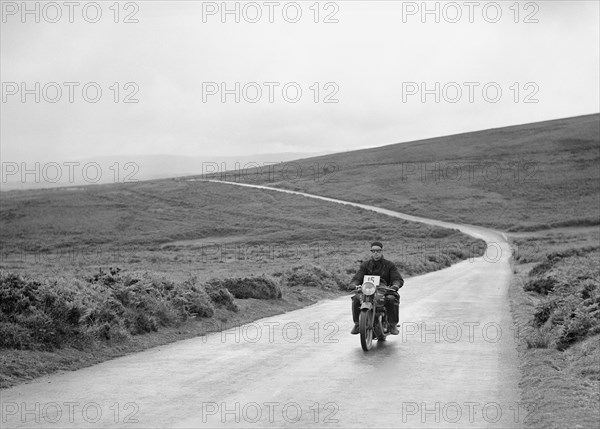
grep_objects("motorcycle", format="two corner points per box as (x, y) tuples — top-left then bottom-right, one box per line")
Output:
(356, 275), (394, 351)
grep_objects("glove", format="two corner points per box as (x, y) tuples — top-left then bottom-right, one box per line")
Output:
(390, 284), (400, 291)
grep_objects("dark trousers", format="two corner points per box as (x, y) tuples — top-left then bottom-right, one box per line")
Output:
(352, 292), (400, 325)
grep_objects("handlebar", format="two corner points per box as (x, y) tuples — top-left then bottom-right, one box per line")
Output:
(354, 285), (399, 292)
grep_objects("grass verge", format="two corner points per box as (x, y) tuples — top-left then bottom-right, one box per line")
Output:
(508, 227), (600, 428)
(0, 267), (347, 389)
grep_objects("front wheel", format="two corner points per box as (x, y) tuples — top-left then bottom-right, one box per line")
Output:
(359, 309), (374, 351)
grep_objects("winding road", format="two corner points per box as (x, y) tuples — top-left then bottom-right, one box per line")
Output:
(1, 182), (522, 428)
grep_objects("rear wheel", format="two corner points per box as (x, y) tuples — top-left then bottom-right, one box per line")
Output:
(359, 309), (373, 351)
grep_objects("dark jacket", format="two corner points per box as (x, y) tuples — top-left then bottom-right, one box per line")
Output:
(350, 257), (404, 288)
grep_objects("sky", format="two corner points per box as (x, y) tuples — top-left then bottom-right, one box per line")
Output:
(1, 0), (599, 163)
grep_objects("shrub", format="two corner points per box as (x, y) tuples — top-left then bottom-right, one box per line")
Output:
(557, 310), (596, 351)
(523, 248), (600, 350)
(0, 269), (216, 350)
(525, 277), (558, 295)
(280, 264), (349, 291)
(533, 300), (558, 327)
(525, 326), (552, 349)
(0, 273), (42, 315)
(125, 310), (159, 335)
(0, 273), (83, 349)
(168, 279), (214, 318)
(0, 322), (33, 349)
(208, 276), (282, 300)
(528, 259), (556, 278)
(205, 284), (239, 312)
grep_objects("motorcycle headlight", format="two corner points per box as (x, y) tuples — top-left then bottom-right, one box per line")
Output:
(361, 282), (376, 296)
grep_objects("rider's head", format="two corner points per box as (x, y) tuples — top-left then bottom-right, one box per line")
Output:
(370, 241), (383, 261)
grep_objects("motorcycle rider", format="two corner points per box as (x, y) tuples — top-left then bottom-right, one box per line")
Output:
(349, 241), (403, 335)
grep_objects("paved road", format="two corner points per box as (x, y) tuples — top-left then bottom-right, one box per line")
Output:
(1, 183), (523, 428)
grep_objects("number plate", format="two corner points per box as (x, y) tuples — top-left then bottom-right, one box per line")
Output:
(363, 275), (380, 286)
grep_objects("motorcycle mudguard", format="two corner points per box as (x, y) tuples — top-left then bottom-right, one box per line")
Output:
(374, 314), (386, 338)
(360, 302), (373, 310)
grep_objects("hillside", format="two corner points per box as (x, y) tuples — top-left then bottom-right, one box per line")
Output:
(207, 114), (599, 231)
(0, 180), (482, 276)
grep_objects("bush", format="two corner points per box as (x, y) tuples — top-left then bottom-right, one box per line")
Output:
(0, 273), (42, 315)
(0, 269), (216, 350)
(0, 268), (304, 351)
(523, 249), (600, 350)
(528, 259), (557, 278)
(0, 273), (82, 349)
(533, 300), (558, 327)
(557, 310), (596, 351)
(208, 276), (282, 300)
(525, 277), (558, 295)
(0, 322), (33, 349)
(525, 326), (552, 349)
(166, 279), (214, 318)
(204, 283), (239, 312)
(280, 264), (349, 291)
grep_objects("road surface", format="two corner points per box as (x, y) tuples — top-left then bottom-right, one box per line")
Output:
(1, 182), (523, 428)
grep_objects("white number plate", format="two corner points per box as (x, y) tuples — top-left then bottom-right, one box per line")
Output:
(363, 275), (380, 286)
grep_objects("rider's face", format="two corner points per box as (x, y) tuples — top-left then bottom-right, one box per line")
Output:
(370, 247), (383, 261)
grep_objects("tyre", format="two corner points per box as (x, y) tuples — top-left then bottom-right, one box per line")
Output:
(359, 309), (374, 351)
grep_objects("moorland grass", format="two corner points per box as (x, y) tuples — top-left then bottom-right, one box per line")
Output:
(207, 114), (599, 232)
(509, 228), (600, 428)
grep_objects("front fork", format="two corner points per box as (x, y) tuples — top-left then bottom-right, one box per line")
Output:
(361, 300), (385, 337)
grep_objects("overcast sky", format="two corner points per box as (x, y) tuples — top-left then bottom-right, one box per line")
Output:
(1, 0), (599, 163)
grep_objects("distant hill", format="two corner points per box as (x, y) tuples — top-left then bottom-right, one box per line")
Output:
(0, 152), (331, 191)
(202, 114), (599, 231)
